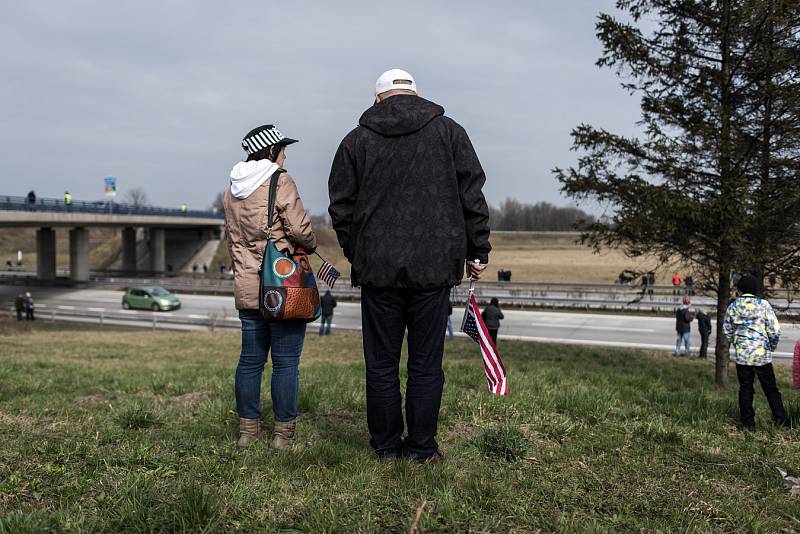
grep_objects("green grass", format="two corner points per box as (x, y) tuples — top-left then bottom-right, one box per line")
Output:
(1, 320), (800, 532)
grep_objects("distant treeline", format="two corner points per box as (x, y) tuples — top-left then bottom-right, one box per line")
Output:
(489, 199), (594, 231)
(308, 200), (593, 232)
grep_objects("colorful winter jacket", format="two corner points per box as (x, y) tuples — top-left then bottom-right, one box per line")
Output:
(722, 294), (780, 366)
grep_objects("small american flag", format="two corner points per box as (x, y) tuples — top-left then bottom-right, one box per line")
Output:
(317, 260), (341, 288)
(461, 292), (509, 396)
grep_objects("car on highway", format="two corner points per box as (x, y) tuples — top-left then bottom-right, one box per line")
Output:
(122, 286), (181, 312)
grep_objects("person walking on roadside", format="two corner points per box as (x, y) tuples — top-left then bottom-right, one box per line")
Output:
(319, 290), (336, 336)
(328, 68), (491, 463)
(482, 298), (504, 345)
(696, 309), (712, 359)
(673, 296), (694, 356)
(647, 271), (656, 297)
(723, 274), (787, 431)
(23, 292), (34, 321)
(14, 293), (24, 321)
(224, 124), (317, 450)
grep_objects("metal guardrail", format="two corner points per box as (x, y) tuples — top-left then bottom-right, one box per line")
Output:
(0, 194), (223, 219)
(7, 306), (241, 331)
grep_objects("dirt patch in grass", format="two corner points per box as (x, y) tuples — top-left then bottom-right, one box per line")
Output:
(75, 394), (109, 405)
(169, 392), (210, 406)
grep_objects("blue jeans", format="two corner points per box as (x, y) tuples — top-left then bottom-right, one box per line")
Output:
(675, 331), (691, 355)
(235, 310), (306, 422)
(319, 314), (332, 336)
(446, 316), (454, 339)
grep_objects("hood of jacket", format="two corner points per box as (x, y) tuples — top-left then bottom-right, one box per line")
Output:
(358, 95), (444, 137)
(229, 159), (280, 199)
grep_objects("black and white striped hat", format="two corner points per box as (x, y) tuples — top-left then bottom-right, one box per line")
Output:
(241, 125), (298, 155)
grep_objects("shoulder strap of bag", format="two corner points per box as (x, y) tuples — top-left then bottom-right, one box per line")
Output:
(266, 168), (284, 239)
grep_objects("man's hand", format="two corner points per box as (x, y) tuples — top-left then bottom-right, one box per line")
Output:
(467, 259), (488, 280)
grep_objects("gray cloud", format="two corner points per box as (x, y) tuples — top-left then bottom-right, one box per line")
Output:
(0, 0), (640, 213)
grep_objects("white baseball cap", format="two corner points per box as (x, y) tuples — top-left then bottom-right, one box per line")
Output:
(375, 69), (417, 95)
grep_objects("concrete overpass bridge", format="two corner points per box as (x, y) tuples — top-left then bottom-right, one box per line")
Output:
(0, 195), (224, 282)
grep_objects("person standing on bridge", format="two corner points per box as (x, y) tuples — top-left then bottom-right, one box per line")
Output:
(224, 124), (317, 450)
(329, 68), (491, 462)
(27, 190), (36, 210)
(180, 203), (188, 214)
(64, 191), (72, 209)
(723, 274), (787, 431)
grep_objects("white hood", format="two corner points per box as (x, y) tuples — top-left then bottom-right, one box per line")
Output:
(229, 159), (280, 199)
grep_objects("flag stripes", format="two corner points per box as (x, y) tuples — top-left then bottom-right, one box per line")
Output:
(461, 292), (509, 396)
(317, 260), (341, 288)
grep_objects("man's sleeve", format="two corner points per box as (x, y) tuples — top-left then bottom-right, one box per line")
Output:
(452, 123), (491, 264)
(722, 302), (736, 341)
(765, 302), (781, 350)
(328, 136), (358, 261)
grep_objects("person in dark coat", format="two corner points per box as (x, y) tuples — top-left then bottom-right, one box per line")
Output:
(14, 293), (24, 321)
(697, 310), (712, 359)
(319, 290), (337, 336)
(482, 298), (504, 345)
(23, 292), (34, 321)
(328, 69), (491, 463)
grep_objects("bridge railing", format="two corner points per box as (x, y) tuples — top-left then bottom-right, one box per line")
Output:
(0, 195), (223, 219)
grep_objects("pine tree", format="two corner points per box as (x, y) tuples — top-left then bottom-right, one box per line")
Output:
(553, 0), (800, 386)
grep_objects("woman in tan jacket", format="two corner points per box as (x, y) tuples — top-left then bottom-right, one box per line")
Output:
(223, 124), (317, 449)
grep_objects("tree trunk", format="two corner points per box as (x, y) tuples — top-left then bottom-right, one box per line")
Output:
(715, 0), (733, 387)
(714, 262), (732, 387)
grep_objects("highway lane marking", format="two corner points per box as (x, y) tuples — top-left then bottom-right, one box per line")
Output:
(57, 305), (75, 310)
(119, 310), (139, 315)
(531, 323), (654, 333)
(188, 314), (207, 319)
(498, 334), (794, 359)
(87, 307), (105, 312)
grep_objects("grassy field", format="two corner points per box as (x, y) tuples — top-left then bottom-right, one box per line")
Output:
(209, 228), (678, 285)
(2, 321), (800, 532)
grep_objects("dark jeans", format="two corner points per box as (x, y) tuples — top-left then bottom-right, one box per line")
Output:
(361, 287), (449, 460)
(319, 314), (333, 336)
(699, 332), (710, 359)
(736, 363), (787, 428)
(16, 309), (22, 321)
(235, 310), (306, 422)
(488, 328), (498, 345)
(25, 308), (34, 321)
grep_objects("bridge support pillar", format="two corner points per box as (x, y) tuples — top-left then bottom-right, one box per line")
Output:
(69, 227), (90, 282)
(36, 227), (57, 280)
(149, 228), (166, 273)
(121, 227), (137, 273)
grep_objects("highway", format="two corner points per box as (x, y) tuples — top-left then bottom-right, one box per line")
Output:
(2, 286), (798, 361)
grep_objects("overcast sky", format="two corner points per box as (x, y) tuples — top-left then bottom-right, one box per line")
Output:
(0, 1), (641, 214)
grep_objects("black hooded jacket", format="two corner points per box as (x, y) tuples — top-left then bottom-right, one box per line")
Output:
(328, 95), (491, 289)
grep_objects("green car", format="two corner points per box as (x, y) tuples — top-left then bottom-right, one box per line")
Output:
(122, 286), (181, 312)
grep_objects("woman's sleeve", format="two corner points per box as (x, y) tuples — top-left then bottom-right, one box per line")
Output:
(276, 173), (317, 252)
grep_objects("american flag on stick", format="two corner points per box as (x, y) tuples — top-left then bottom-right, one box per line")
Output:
(461, 283), (509, 396)
(316, 255), (341, 288)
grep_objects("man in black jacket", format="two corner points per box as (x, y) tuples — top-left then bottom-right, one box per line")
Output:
(319, 290), (337, 336)
(696, 310), (712, 359)
(328, 69), (491, 462)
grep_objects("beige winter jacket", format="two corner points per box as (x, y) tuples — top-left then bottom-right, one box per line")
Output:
(224, 169), (317, 309)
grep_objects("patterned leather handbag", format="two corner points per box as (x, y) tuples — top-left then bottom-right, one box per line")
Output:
(259, 170), (321, 322)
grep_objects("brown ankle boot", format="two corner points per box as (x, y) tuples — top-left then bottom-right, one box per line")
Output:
(236, 417), (261, 448)
(271, 419), (296, 449)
